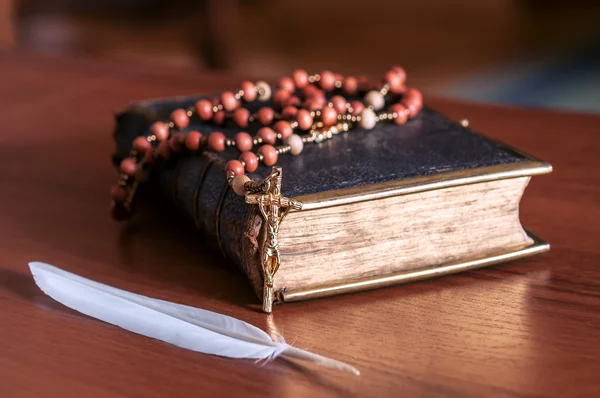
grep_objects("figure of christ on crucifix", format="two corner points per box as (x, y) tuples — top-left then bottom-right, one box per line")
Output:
(245, 166), (302, 312)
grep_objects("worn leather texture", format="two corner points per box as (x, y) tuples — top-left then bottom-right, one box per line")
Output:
(112, 94), (531, 291)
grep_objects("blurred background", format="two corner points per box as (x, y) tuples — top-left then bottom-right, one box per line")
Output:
(1, 0), (599, 113)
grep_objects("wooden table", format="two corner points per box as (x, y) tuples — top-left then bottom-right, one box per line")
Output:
(1, 51), (599, 398)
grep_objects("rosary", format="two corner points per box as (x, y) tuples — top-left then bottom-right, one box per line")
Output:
(110, 66), (423, 312)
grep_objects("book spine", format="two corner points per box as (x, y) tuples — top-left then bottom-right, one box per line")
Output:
(112, 107), (262, 297)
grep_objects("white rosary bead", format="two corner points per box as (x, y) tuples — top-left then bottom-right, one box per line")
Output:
(255, 81), (272, 102)
(232, 175), (251, 196)
(364, 90), (385, 111)
(359, 109), (377, 129)
(285, 134), (304, 155)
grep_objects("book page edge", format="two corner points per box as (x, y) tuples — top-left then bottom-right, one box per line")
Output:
(280, 230), (549, 303)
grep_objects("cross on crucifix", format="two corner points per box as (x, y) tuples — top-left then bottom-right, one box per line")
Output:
(245, 166), (302, 313)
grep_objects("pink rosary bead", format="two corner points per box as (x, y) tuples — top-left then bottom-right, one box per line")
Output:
(321, 107), (338, 126)
(233, 108), (250, 128)
(170, 109), (189, 130)
(195, 100), (213, 120)
(296, 109), (313, 130)
(258, 127), (277, 145)
(133, 136), (152, 153)
(273, 89), (290, 108)
(225, 160), (245, 177)
(185, 131), (203, 151)
(241, 81), (257, 102)
(282, 106), (298, 120)
(331, 96), (347, 114)
(258, 145), (278, 166)
(208, 132), (226, 152)
(258, 107), (274, 125)
(293, 70), (309, 89)
(150, 122), (169, 141)
(344, 77), (358, 96)
(278, 77), (295, 93)
(274, 121), (293, 139)
(319, 70), (336, 91)
(235, 132), (253, 152)
(240, 151), (258, 172)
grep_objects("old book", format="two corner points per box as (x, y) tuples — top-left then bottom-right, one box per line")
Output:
(112, 95), (551, 307)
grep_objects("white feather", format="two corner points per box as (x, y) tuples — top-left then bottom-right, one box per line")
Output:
(29, 261), (359, 375)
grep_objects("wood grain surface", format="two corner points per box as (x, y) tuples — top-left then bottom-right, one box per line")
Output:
(1, 51), (599, 398)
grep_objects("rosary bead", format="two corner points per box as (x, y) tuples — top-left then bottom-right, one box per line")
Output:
(273, 89), (290, 108)
(169, 133), (185, 153)
(239, 151), (258, 172)
(331, 95), (347, 114)
(364, 90), (385, 111)
(133, 136), (152, 153)
(296, 109), (314, 130)
(351, 100), (364, 116)
(256, 81), (272, 101)
(404, 100), (422, 118)
(391, 66), (407, 81)
(258, 127), (277, 145)
(225, 160), (245, 177)
(120, 158), (138, 176)
(402, 88), (423, 118)
(278, 77), (295, 92)
(233, 108), (250, 128)
(150, 121), (170, 141)
(221, 91), (240, 112)
(258, 107), (275, 125)
(274, 121), (293, 139)
(286, 96), (301, 107)
(307, 84), (324, 99)
(213, 110), (226, 125)
(293, 69), (309, 89)
(385, 69), (405, 94)
(258, 144), (278, 166)
(195, 100), (213, 121)
(156, 140), (172, 159)
(320, 70), (336, 91)
(305, 98), (324, 111)
(235, 132), (253, 151)
(208, 132), (226, 152)
(185, 131), (203, 151)
(241, 81), (257, 102)
(344, 76), (358, 96)
(404, 88), (423, 102)
(390, 103), (408, 124)
(321, 106), (338, 126)
(285, 134), (303, 155)
(282, 105), (298, 120)
(110, 185), (128, 202)
(232, 174), (251, 196)
(402, 88), (423, 102)
(170, 108), (190, 130)
(359, 109), (377, 129)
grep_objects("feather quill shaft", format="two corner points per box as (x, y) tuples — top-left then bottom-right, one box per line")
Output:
(29, 261), (359, 375)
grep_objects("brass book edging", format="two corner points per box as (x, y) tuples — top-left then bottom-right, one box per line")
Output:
(295, 161), (552, 211)
(281, 231), (549, 302)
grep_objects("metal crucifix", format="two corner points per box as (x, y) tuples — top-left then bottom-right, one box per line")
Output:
(245, 166), (302, 313)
